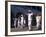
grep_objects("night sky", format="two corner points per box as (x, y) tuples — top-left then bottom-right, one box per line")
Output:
(11, 5), (42, 17)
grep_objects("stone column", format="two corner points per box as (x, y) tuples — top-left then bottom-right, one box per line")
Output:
(36, 16), (41, 29)
(14, 18), (17, 28)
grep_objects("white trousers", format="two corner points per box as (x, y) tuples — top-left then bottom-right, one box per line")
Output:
(18, 19), (20, 27)
(28, 20), (32, 30)
(20, 15), (24, 28)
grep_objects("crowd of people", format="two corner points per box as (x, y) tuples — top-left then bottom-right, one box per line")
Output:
(13, 10), (41, 31)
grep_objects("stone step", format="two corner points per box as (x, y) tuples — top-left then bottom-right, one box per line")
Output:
(31, 26), (37, 30)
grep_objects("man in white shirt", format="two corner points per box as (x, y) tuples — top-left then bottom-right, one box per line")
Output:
(28, 10), (33, 31)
